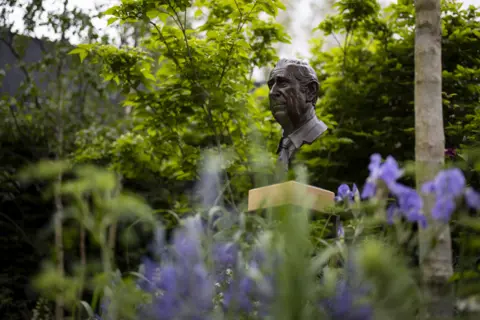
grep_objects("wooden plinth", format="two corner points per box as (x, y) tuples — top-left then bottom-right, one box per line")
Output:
(247, 180), (335, 213)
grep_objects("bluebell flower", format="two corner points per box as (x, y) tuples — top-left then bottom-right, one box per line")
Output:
(386, 204), (396, 224)
(149, 226), (167, 259)
(352, 184), (359, 199)
(361, 182), (376, 200)
(431, 197), (456, 222)
(138, 217), (215, 320)
(321, 255), (373, 320)
(335, 184), (355, 203)
(337, 221), (345, 239)
(380, 156), (404, 185)
(421, 168), (480, 221)
(465, 187), (480, 210)
(389, 183), (427, 228)
(322, 279), (373, 320)
(213, 242), (238, 268)
(221, 247), (275, 317)
(222, 275), (256, 313)
(172, 216), (205, 263)
(421, 168), (466, 198)
(213, 242), (238, 282)
(361, 154), (404, 199)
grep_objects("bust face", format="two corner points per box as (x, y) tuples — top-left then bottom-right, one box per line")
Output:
(268, 64), (312, 133)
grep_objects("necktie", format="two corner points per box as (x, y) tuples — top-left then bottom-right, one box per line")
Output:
(277, 137), (294, 170)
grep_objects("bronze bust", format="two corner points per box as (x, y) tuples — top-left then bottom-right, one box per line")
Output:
(268, 58), (328, 170)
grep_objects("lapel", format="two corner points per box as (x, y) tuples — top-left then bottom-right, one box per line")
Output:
(276, 115), (328, 155)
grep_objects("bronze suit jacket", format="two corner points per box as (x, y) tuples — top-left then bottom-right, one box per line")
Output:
(276, 115), (328, 167)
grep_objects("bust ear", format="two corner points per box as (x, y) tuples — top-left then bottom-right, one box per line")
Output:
(306, 81), (318, 104)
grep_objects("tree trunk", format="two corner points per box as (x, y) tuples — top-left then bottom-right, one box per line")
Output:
(414, 0), (454, 317)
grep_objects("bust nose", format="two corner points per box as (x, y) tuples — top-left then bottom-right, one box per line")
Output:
(269, 86), (282, 99)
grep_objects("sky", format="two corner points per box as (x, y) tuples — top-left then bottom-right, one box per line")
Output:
(9, 0), (480, 52)
(5, 0), (480, 79)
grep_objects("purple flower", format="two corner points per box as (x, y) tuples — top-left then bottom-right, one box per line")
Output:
(361, 182), (376, 199)
(389, 183), (427, 228)
(361, 154), (404, 199)
(421, 168), (480, 221)
(335, 184), (357, 203)
(465, 187), (480, 210)
(445, 148), (456, 159)
(223, 276), (256, 313)
(221, 248), (275, 316)
(431, 197), (456, 222)
(150, 227), (167, 258)
(421, 168), (466, 199)
(380, 156), (404, 185)
(321, 256), (372, 320)
(352, 184), (359, 199)
(213, 242), (238, 282)
(172, 217), (204, 263)
(337, 222), (345, 238)
(321, 280), (372, 320)
(214, 242), (238, 267)
(138, 218), (215, 320)
(386, 204), (397, 224)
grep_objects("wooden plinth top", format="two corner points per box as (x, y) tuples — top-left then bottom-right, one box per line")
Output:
(247, 180), (335, 212)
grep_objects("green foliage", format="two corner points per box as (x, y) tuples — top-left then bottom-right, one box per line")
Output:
(0, 1), (128, 318)
(25, 162), (156, 318)
(302, 0), (480, 189)
(71, 0), (290, 210)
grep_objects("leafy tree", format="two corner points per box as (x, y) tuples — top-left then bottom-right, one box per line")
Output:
(414, 0), (454, 317)
(71, 0), (291, 214)
(0, 1), (125, 318)
(303, 0), (480, 191)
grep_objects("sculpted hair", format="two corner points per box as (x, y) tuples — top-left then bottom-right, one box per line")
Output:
(274, 58), (319, 106)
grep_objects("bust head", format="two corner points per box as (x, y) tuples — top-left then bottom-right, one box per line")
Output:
(267, 58), (319, 135)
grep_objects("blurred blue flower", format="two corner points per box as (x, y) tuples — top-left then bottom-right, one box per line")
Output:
(389, 183), (427, 228)
(213, 242), (238, 282)
(335, 184), (356, 203)
(465, 187), (480, 210)
(352, 184), (359, 199)
(138, 218), (215, 320)
(421, 168), (466, 198)
(214, 242), (238, 268)
(361, 182), (376, 199)
(386, 204), (396, 224)
(321, 255), (373, 320)
(337, 221), (345, 239)
(150, 226), (167, 259)
(321, 280), (372, 320)
(223, 275), (256, 313)
(431, 197), (456, 222)
(172, 216), (204, 263)
(362, 154), (404, 199)
(221, 248), (275, 316)
(421, 168), (480, 221)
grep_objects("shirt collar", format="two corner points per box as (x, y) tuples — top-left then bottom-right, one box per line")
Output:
(283, 116), (320, 149)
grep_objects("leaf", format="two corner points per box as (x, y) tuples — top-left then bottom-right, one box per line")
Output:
(68, 48), (83, 55)
(194, 9), (203, 18)
(107, 17), (118, 25)
(79, 301), (94, 317)
(143, 72), (156, 81)
(68, 48), (89, 63)
(146, 9), (158, 20)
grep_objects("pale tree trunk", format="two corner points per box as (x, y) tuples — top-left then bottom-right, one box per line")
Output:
(415, 0), (454, 318)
